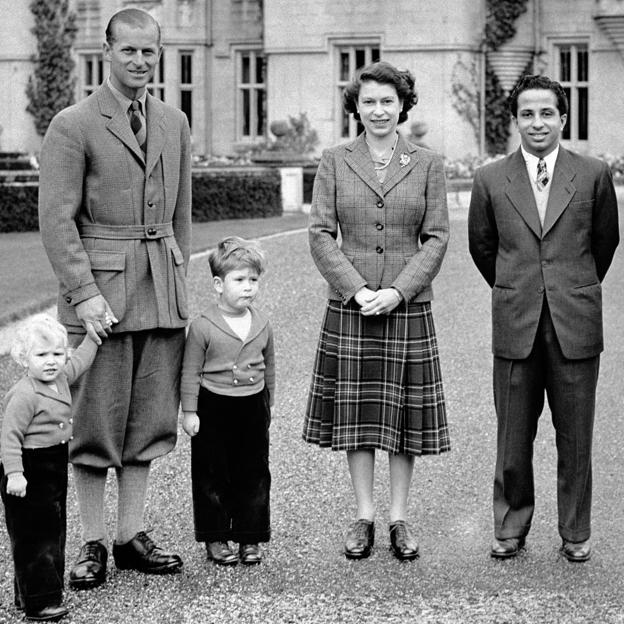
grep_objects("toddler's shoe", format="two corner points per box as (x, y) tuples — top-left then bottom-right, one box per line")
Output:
(25, 604), (69, 622)
(206, 541), (238, 566)
(240, 543), (262, 565)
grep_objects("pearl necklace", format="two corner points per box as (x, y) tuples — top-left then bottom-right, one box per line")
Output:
(367, 133), (399, 171)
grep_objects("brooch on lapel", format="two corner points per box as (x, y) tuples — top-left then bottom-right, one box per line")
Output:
(399, 153), (410, 167)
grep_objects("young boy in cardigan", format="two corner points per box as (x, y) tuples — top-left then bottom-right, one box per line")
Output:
(181, 237), (275, 566)
(1, 314), (104, 621)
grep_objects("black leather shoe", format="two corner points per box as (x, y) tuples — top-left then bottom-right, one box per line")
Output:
(344, 519), (375, 560)
(113, 531), (183, 574)
(25, 604), (69, 621)
(561, 539), (591, 562)
(389, 520), (419, 560)
(206, 541), (238, 566)
(490, 537), (526, 559)
(69, 541), (108, 589)
(240, 543), (262, 565)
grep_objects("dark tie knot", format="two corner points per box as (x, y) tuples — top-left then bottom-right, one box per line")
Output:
(130, 100), (141, 114)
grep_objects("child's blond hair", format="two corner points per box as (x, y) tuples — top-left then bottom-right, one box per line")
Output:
(208, 236), (266, 279)
(10, 314), (68, 366)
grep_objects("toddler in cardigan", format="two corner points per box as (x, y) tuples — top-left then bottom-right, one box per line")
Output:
(181, 236), (275, 566)
(1, 314), (102, 622)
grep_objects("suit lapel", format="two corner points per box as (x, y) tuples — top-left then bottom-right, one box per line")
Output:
(504, 149), (542, 238)
(381, 135), (419, 195)
(542, 148), (576, 237)
(97, 84), (145, 164)
(145, 94), (167, 177)
(343, 134), (384, 197)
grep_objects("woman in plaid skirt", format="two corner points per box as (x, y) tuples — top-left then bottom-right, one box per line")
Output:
(303, 61), (450, 561)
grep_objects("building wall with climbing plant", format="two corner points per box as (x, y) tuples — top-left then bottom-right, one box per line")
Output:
(0, 0), (623, 159)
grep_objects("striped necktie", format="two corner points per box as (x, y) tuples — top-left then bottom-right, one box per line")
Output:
(129, 100), (147, 154)
(537, 158), (549, 191)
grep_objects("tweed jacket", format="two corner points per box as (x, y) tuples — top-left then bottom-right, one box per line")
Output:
(180, 303), (275, 412)
(38, 83), (192, 333)
(468, 147), (619, 360)
(0, 338), (97, 474)
(309, 133), (449, 304)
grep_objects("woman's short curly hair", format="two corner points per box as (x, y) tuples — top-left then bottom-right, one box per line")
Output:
(208, 236), (266, 279)
(10, 314), (68, 366)
(342, 61), (418, 125)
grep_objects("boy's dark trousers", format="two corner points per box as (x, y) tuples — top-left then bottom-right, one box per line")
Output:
(0, 444), (67, 612)
(192, 386), (271, 543)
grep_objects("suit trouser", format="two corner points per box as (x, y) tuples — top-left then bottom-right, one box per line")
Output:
(1, 445), (67, 612)
(191, 386), (271, 544)
(493, 301), (599, 543)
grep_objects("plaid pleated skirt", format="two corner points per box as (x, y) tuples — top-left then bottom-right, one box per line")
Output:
(303, 300), (450, 456)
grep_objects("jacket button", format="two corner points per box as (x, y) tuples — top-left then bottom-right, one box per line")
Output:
(147, 201), (154, 207)
(65, 296), (72, 303)
(59, 422), (64, 429)
(376, 223), (384, 230)
(376, 200), (384, 208)
(147, 227), (157, 235)
(376, 246), (383, 254)
(233, 379), (239, 385)
(538, 286), (545, 293)
(249, 377), (254, 382)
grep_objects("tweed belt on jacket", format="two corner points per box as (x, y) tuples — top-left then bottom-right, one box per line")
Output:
(78, 222), (174, 240)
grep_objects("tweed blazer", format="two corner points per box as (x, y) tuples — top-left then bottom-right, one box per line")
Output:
(309, 133), (449, 304)
(468, 147), (619, 360)
(39, 83), (192, 333)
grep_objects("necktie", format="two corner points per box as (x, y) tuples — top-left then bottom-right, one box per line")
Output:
(129, 100), (147, 154)
(537, 158), (549, 190)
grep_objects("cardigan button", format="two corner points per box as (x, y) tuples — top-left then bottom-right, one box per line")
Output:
(376, 200), (384, 208)
(249, 377), (254, 382)
(233, 379), (239, 385)
(59, 422), (64, 429)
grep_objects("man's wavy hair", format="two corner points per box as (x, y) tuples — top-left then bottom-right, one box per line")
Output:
(508, 74), (568, 118)
(342, 61), (418, 125)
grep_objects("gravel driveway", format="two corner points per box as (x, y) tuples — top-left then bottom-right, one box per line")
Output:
(0, 210), (623, 623)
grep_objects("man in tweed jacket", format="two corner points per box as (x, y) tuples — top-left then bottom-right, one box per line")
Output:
(39, 8), (191, 587)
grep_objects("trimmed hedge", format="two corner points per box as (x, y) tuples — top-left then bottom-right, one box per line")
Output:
(192, 167), (282, 221)
(0, 167), (282, 233)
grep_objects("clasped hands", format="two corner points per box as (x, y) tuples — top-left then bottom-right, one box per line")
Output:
(75, 295), (118, 345)
(354, 286), (402, 316)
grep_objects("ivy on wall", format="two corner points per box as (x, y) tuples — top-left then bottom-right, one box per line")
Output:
(26, 0), (77, 137)
(484, 0), (530, 154)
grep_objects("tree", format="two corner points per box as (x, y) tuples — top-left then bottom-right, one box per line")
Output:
(26, 0), (78, 137)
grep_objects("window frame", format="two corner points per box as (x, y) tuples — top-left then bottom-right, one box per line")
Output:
(178, 49), (193, 127)
(79, 51), (104, 98)
(236, 48), (266, 142)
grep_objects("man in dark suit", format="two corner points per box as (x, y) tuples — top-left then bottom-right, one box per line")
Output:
(39, 8), (191, 587)
(468, 75), (619, 562)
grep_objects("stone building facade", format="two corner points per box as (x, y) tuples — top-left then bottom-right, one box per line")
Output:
(1, 0), (624, 159)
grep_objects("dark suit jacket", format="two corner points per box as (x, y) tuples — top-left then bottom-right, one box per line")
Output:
(309, 133), (449, 304)
(39, 83), (192, 333)
(468, 147), (619, 360)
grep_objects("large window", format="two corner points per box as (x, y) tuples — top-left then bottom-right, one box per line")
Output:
(237, 50), (266, 140)
(80, 53), (104, 98)
(179, 51), (193, 127)
(337, 45), (380, 139)
(555, 43), (588, 143)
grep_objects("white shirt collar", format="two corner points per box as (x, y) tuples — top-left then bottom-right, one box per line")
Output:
(521, 144), (559, 179)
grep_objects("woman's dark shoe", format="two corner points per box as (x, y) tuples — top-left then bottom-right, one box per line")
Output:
(239, 543), (262, 565)
(389, 520), (419, 560)
(344, 519), (375, 559)
(113, 531), (182, 574)
(25, 604), (69, 621)
(206, 541), (238, 566)
(69, 540), (108, 589)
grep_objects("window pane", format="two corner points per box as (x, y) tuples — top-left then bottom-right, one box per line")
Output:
(98, 58), (103, 83)
(371, 47), (380, 63)
(355, 48), (365, 69)
(562, 87), (571, 140)
(577, 48), (588, 82)
(158, 50), (165, 83)
(242, 89), (250, 136)
(256, 55), (264, 83)
(559, 47), (571, 82)
(86, 58), (93, 85)
(181, 54), (192, 84)
(242, 54), (250, 84)
(578, 87), (588, 140)
(256, 88), (265, 135)
(340, 52), (350, 81)
(341, 110), (350, 138)
(181, 90), (192, 128)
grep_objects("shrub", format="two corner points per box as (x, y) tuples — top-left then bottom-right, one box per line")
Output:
(0, 184), (39, 232)
(191, 168), (282, 221)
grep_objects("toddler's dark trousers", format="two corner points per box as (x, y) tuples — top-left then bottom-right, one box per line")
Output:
(1, 444), (67, 612)
(192, 387), (271, 543)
